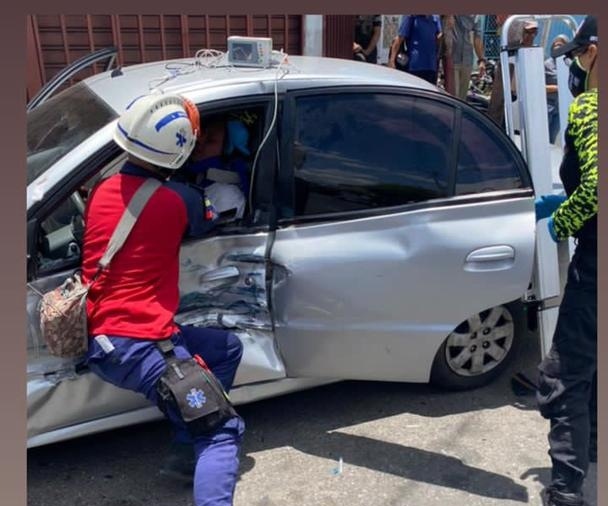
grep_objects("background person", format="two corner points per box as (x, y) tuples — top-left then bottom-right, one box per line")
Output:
(487, 17), (536, 127)
(389, 15), (442, 84)
(534, 15), (598, 506)
(443, 15), (486, 100)
(520, 18), (539, 47)
(353, 15), (382, 63)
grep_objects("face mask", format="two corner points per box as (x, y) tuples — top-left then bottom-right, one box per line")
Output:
(568, 56), (590, 97)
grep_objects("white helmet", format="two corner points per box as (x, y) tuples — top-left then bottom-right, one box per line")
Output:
(113, 92), (200, 170)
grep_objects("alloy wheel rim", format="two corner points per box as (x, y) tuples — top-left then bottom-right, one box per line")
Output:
(444, 306), (514, 377)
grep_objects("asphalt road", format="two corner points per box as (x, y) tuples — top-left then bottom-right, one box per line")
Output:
(27, 335), (597, 506)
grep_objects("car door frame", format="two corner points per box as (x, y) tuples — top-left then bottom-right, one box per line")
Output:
(26, 91), (290, 445)
(27, 91), (283, 373)
(277, 85), (533, 225)
(27, 93), (282, 278)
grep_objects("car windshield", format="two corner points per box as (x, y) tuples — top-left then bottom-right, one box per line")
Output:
(27, 83), (117, 185)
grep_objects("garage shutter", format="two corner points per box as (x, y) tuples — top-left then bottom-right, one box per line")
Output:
(323, 15), (356, 59)
(26, 14), (303, 101)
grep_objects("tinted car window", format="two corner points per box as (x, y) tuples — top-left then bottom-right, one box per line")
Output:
(292, 93), (454, 217)
(456, 112), (524, 195)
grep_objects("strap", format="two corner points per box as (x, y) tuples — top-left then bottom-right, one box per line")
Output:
(156, 338), (176, 356)
(98, 178), (162, 270)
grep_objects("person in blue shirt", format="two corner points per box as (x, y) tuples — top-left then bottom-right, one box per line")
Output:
(388, 15), (443, 84)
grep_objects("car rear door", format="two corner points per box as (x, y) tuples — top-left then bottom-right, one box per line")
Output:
(270, 87), (536, 382)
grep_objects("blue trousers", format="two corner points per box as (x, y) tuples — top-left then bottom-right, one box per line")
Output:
(86, 325), (245, 506)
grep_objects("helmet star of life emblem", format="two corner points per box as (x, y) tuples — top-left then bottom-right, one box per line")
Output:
(176, 130), (187, 147)
(186, 388), (207, 409)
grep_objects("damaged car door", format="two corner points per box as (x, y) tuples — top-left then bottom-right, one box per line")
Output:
(270, 88), (536, 387)
(26, 92), (284, 447)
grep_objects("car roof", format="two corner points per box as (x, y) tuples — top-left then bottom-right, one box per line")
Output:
(85, 54), (440, 112)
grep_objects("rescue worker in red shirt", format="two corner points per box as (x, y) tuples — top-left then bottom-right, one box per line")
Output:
(81, 92), (244, 506)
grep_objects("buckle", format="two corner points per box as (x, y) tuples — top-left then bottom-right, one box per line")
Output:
(156, 339), (176, 356)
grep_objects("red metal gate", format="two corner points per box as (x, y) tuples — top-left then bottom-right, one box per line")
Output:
(26, 14), (304, 101)
(323, 15), (356, 60)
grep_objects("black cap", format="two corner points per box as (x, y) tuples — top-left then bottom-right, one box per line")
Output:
(552, 15), (598, 58)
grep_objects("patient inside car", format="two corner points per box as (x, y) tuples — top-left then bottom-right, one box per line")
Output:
(173, 112), (257, 222)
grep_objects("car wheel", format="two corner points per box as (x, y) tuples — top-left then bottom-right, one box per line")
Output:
(430, 303), (523, 390)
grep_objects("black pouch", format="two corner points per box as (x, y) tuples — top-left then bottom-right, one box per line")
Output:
(156, 341), (237, 436)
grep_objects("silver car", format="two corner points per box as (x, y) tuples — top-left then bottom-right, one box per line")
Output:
(27, 53), (536, 448)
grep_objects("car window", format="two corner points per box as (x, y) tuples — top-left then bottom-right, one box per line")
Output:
(291, 93), (454, 217)
(169, 106), (269, 228)
(456, 112), (525, 195)
(33, 103), (270, 277)
(27, 83), (117, 185)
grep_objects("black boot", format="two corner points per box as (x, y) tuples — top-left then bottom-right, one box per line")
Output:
(159, 442), (195, 483)
(542, 487), (586, 506)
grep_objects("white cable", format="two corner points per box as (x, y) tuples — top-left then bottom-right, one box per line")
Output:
(248, 51), (289, 214)
(144, 46), (290, 215)
(148, 60), (198, 89)
(194, 49), (226, 68)
(148, 47), (296, 91)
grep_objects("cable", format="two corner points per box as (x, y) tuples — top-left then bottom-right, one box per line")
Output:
(194, 49), (226, 68)
(148, 46), (296, 91)
(144, 45), (292, 217)
(248, 50), (289, 214)
(148, 60), (198, 90)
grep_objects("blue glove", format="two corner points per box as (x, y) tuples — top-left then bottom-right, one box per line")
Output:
(534, 194), (566, 222)
(547, 216), (560, 243)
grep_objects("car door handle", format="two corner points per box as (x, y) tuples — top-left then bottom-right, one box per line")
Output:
(199, 265), (241, 285)
(465, 246), (515, 263)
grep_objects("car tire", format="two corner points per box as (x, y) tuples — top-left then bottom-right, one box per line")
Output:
(430, 302), (525, 390)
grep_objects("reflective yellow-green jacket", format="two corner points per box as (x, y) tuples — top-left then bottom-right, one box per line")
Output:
(552, 88), (598, 244)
